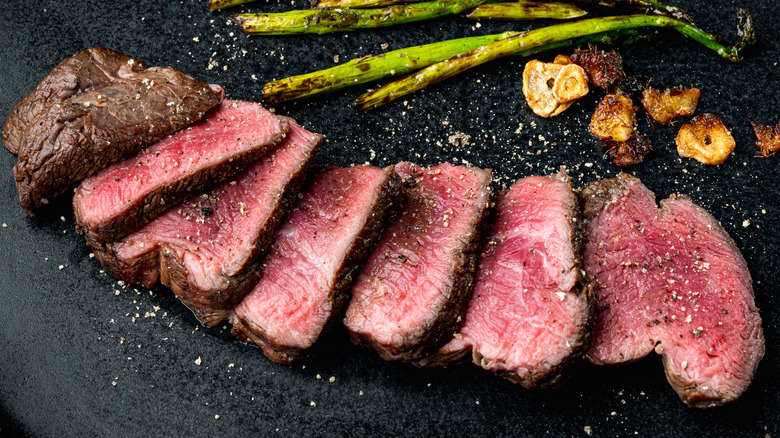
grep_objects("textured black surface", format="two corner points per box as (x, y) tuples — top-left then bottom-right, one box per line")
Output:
(0, 0), (778, 436)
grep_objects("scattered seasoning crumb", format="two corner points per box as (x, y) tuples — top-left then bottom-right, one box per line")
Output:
(215, 414), (220, 420)
(359, 390), (364, 395)
(310, 401), (316, 407)
(584, 426), (593, 436)
(195, 356), (202, 366)
(681, 360), (688, 370)
(329, 376), (335, 383)
(2, 223), (6, 228)
(742, 220), (750, 228)
(316, 374), (322, 380)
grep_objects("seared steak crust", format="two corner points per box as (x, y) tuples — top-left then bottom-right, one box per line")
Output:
(580, 173), (764, 407)
(344, 162), (492, 362)
(419, 169), (592, 389)
(89, 118), (320, 326)
(6, 47), (222, 213)
(230, 166), (404, 364)
(73, 99), (288, 244)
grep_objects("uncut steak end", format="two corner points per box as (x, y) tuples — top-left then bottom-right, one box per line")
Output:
(580, 173), (764, 407)
(344, 162), (492, 362)
(6, 47), (222, 213)
(419, 169), (592, 389)
(231, 165), (403, 364)
(89, 118), (321, 326)
(74, 99), (288, 244)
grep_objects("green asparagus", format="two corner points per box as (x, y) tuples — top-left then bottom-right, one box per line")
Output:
(208, 0), (256, 10)
(263, 29), (643, 105)
(263, 32), (520, 105)
(355, 10), (755, 109)
(232, 0), (487, 35)
(466, 1), (587, 21)
(310, 0), (414, 8)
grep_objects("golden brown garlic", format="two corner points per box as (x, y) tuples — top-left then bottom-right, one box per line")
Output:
(522, 59), (588, 118)
(641, 86), (700, 125)
(676, 113), (735, 165)
(553, 64), (589, 103)
(751, 121), (780, 157)
(590, 94), (636, 142)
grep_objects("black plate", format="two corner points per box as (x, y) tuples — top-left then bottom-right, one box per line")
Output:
(1, 0), (778, 436)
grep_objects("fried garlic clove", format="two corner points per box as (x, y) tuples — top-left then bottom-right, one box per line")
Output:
(676, 113), (735, 165)
(570, 45), (623, 92)
(601, 134), (652, 167)
(751, 121), (780, 157)
(552, 64), (589, 103)
(641, 86), (700, 125)
(554, 54), (572, 65)
(523, 60), (565, 117)
(590, 94), (636, 142)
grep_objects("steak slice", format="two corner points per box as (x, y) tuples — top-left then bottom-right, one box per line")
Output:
(6, 47), (222, 213)
(88, 118), (322, 326)
(230, 165), (404, 364)
(419, 169), (592, 389)
(344, 162), (492, 362)
(73, 99), (289, 244)
(580, 173), (764, 407)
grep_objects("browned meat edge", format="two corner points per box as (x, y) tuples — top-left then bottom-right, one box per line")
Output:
(160, 136), (322, 326)
(75, 119), (288, 245)
(231, 168), (406, 363)
(348, 175), (494, 362)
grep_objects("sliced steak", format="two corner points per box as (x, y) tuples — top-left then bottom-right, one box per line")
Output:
(230, 165), (404, 364)
(6, 47), (222, 213)
(580, 173), (764, 407)
(88, 118), (322, 326)
(344, 162), (492, 362)
(74, 99), (289, 244)
(419, 169), (592, 389)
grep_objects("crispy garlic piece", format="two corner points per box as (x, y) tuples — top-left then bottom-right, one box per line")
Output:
(590, 94), (636, 142)
(522, 59), (588, 118)
(553, 64), (589, 103)
(601, 134), (652, 167)
(641, 86), (700, 125)
(676, 113), (735, 165)
(751, 121), (780, 157)
(570, 45), (623, 92)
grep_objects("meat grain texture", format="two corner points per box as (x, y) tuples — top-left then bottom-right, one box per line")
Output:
(89, 118), (321, 326)
(344, 162), (492, 362)
(73, 99), (289, 244)
(420, 169), (592, 389)
(5, 47), (222, 213)
(231, 165), (403, 363)
(580, 173), (764, 407)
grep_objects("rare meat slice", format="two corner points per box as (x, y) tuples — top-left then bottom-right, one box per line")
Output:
(419, 170), (592, 389)
(88, 119), (321, 326)
(6, 47), (222, 213)
(580, 173), (764, 407)
(344, 162), (492, 362)
(73, 99), (288, 244)
(230, 165), (404, 364)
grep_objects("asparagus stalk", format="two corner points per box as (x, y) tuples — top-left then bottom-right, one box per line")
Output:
(311, 0), (413, 8)
(263, 29), (644, 105)
(232, 0), (487, 35)
(465, 1), (587, 21)
(356, 10), (755, 109)
(263, 32), (521, 105)
(583, 0), (693, 23)
(208, 0), (256, 10)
